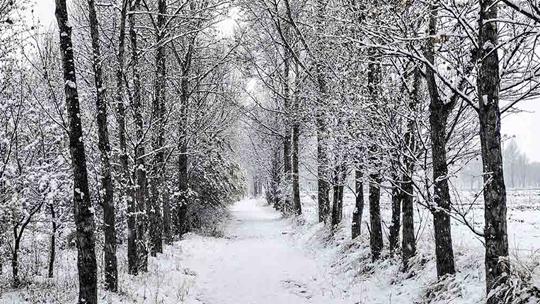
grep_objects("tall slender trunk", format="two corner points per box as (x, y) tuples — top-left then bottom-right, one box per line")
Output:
(282, 43), (292, 213)
(253, 176), (259, 197)
(54, 0), (97, 301)
(86, 0), (117, 290)
(352, 169), (364, 239)
(114, 0), (137, 275)
(388, 179), (401, 255)
(162, 186), (172, 244)
(425, 5), (456, 278)
(48, 204), (57, 278)
(400, 173), (416, 269)
(331, 161), (346, 227)
(369, 173), (383, 261)
(149, 0), (167, 256)
(176, 43), (193, 236)
(478, 1), (509, 301)
(314, 0), (330, 223)
(291, 61), (301, 215)
(367, 49), (383, 261)
(401, 68), (420, 270)
(269, 147), (282, 209)
(292, 122), (301, 215)
(428, 70), (456, 278)
(11, 231), (20, 287)
(129, 0), (148, 273)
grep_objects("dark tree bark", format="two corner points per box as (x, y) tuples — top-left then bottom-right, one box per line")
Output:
(11, 228), (20, 287)
(162, 186), (172, 244)
(113, 0), (137, 276)
(268, 147), (282, 209)
(388, 180), (401, 255)
(400, 175), (416, 269)
(424, 5), (456, 278)
(55, 0), (97, 301)
(291, 62), (301, 215)
(331, 162), (346, 227)
(281, 36), (292, 213)
(315, 0), (330, 223)
(478, 1), (510, 301)
(48, 204), (57, 278)
(367, 48), (383, 261)
(428, 71), (456, 278)
(292, 121), (301, 215)
(253, 176), (259, 197)
(352, 169), (364, 239)
(86, 0), (118, 290)
(149, 0), (167, 256)
(401, 67), (420, 270)
(176, 41), (194, 236)
(369, 173), (383, 261)
(128, 0), (148, 273)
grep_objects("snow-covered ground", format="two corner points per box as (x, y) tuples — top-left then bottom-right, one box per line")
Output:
(182, 199), (350, 304)
(2, 191), (539, 303)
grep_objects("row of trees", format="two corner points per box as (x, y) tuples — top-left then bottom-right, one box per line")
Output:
(241, 0), (539, 303)
(461, 139), (540, 189)
(1, 0), (244, 302)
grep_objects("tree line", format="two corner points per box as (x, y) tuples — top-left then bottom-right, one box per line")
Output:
(1, 0), (244, 302)
(240, 0), (540, 303)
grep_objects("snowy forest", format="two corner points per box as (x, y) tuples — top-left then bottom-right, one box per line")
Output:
(1, 0), (540, 303)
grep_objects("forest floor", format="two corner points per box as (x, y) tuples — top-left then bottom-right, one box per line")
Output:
(182, 198), (351, 304)
(2, 192), (540, 303)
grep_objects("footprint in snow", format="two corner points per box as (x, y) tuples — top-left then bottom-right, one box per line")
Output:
(183, 268), (197, 276)
(282, 279), (313, 299)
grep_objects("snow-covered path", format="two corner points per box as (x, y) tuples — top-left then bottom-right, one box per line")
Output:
(182, 199), (346, 304)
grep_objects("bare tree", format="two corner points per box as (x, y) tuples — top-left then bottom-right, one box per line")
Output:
(54, 0), (97, 302)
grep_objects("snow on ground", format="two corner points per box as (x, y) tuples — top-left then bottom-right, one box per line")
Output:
(290, 189), (540, 304)
(2, 191), (539, 303)
(182, 199), (351, 304)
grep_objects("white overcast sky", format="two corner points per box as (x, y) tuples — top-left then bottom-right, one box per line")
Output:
(30, 1), (540, 162)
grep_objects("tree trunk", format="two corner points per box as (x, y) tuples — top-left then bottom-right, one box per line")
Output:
(425, 5), (455, 278)
(282, 43), (292, 213)
(55, 0), (98, 302)
(176, 35), (194, 237)
(388, 181), (401, 255)
(114, 0), (137, 276)
(177, 142), (188, 235)
(292, 122), (301, 215)
(162, 187), (172, 244)
(401, 67), (420, 270)
(11, 231), (20, 287)
(366, 47), (383, 261)
(401, 175), (416, 269)
(428, 84), (456, 278)
(315, 0), (330, 223)
(352, 169), (364, 239)
(368, 173), (383, 261)
(149, 0), (167, 256)
(331, 163), (345, 227)
(86, 0), (117, 290)
(369, 174), (383, 261)
(129, 0), (148, 273)
(478, 1), (509, 301)
(291, 61), (301, 215)
(176, 69), (191, 236)
(48, 204), (57, 278)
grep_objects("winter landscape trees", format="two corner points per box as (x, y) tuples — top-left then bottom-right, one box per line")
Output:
(1, 0), (540, 303)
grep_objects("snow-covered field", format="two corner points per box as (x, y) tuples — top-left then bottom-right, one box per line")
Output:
(1, 190), (539, 303)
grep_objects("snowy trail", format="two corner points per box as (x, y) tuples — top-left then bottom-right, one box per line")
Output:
(182, 199), (347, 304)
